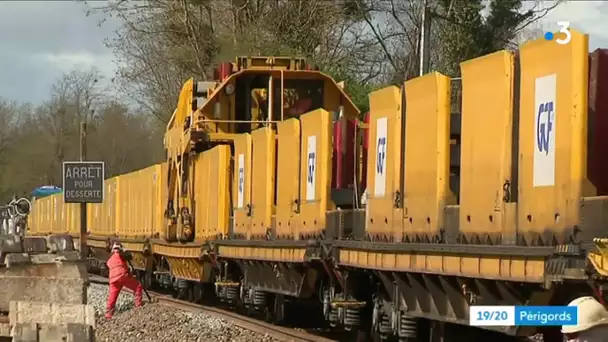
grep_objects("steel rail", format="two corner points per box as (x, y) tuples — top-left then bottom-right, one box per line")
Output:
(88, 274), (338, 342)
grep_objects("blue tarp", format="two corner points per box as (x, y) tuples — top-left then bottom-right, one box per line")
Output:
(31, 186), (62, 198)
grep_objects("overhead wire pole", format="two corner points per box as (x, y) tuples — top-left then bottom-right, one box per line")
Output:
(79, 121), (88, 260)
(419, 0), (432, 77)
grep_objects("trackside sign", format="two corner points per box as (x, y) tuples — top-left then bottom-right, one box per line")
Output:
(62, 161), (105, 203)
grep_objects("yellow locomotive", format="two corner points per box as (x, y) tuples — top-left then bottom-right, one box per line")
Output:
(27, 29), (608, 340)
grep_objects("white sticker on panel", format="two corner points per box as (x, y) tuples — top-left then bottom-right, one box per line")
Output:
(306, 135), (317, 201)
(237, 153), (245, 208)
(533, 74), (557, 187)
(374, 117), (388, 197)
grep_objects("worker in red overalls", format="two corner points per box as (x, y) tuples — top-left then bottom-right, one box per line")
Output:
(105, 242), (143, 319)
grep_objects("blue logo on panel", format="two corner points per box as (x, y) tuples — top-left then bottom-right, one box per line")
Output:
(307, 152), (316, 184)
(238, 168), (244, 193)
(537, 102), (553, 155)
(376, 137), (386, 174)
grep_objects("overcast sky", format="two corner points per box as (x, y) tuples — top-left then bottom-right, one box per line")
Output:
(1, 0), (607, 104)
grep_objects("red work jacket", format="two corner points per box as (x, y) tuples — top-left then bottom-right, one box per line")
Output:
(106, 251), (130, 284)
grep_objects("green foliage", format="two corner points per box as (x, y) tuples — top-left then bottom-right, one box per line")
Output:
(483, 0), (534, 48)
(435, 0), (538, 76)
(0, 70), (165, 203)
(322, 66), (373, 115)
(0, 0), (561, 203)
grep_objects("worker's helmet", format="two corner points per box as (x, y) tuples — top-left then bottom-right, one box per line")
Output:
(111, 242), (123, 252)
(561, 296), (608, 334)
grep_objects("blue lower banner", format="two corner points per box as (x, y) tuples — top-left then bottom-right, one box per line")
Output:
(515, 306), (578, 326)
(470, 305), (578, 327)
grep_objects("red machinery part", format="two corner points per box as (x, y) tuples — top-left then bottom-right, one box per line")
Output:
(216, 63), (233, 81)
(332, 118), (357, 189)
(588, 49), (608, 195)
(360, 112), (370, 192)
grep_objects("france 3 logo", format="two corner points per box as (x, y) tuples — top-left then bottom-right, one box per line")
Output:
(543, 21), (571, 45)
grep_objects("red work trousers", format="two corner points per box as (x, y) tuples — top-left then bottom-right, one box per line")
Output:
(105, 275), (143, 319)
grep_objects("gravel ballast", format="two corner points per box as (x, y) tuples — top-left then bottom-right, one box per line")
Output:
(88, 283), (281, 342)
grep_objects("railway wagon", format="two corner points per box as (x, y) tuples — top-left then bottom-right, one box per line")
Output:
(27, 192), (80, 252)
(176, 29), (608, 340)
(86, 177), (119, 267)
(323, 30), (608, 341)
(26, 29), (608, 341)
(86, 163), (167, 279)
(28, 193), (80, 236)
(85, 150), (230, 290)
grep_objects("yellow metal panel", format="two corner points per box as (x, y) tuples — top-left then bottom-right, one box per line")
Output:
(117, 173), (129, 237)
(518, 30), (594, 245)
(208, 145), (230, 239)
(115, 165), (162, 238)
(152, 242), (204, 258)
(217, 245), (307, 263)
(57, 196), (64, 233)
(459, 51), (515, 244)
(194, 145), (231, 241)
(232, 133), (253, 238)
(27, 197), (38, 235)
(65, 202), (80, 235)
(108, 178), (118, 236)
(49, 195), (57, 234)
(250, 127), (276, 239)
(365, 86), (403, 239)
(87, 200), (99, 237)
(403, 72), (454, 242)
(194, 150), (211, 241)
(154, 163), (168, 238)
(51, 195), (61, 233)
(42, 196), (52, 234)
(151, 241), (211, 282)
(89, 178), (118, 237)
(28, 196), (53, 235)
(276, 118), (301, 239)
(298, 110), (332, 238)
(165, 256), (209, 282)
(589, 238), (608, 277)
(337, 249), (546, 283)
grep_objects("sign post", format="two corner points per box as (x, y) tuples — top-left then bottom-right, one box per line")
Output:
(80, 122), (87, 261)
(62, 161), (104, 203)
(63, 122), (105, 260)
(63, 161), (104, 259)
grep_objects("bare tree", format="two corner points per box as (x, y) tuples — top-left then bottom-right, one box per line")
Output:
(88, 0), (385, 121)
(357, 0), (563, 82)
(0, 100), (17, 168)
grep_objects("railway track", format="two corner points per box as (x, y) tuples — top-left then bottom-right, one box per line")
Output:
(88, 274), (340, 342)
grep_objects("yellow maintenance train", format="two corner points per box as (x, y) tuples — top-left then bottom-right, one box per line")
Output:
(27, 29), (608, 340)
